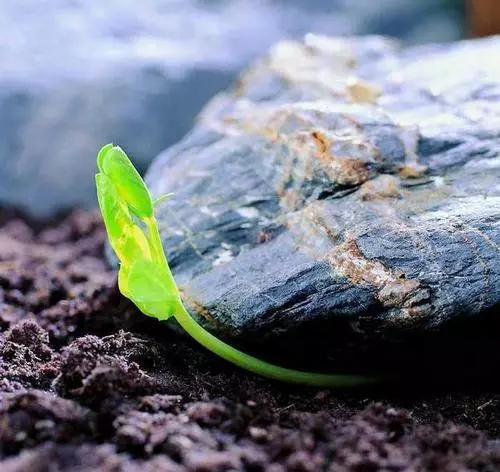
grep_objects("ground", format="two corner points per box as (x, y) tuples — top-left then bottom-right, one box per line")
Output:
(1, 209), (500, 471)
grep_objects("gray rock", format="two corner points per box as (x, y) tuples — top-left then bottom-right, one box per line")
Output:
(0, 0), (464, 217)
(147, 34), (500, 369)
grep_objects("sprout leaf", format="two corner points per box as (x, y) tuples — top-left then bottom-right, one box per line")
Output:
(99, 145), (153, 219)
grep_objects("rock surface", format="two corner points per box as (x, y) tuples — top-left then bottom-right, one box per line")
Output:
(147, 34), (500, 362)
(0, 0), (464, 216)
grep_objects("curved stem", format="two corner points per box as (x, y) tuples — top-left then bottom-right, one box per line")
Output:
(148, 213), (378, 387)
(173, 302), (378, 387)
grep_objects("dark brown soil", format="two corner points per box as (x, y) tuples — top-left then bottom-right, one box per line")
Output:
(2, 209), (500, 471)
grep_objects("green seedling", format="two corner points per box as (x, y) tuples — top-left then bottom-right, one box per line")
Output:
(96, 144), (377, 387)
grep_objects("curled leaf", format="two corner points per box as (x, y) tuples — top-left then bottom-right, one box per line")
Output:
(96, 173), (132, 242)
(98, 144), (153, 219)
(96, 173), (152, 265)
(97, 143), (114, 172)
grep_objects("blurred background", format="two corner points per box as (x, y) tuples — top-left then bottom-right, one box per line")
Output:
(0, 0), (493, 217)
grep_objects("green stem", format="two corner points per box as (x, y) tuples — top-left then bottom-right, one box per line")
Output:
(173, 302), (377, 387)
(148, 214), (378, 387)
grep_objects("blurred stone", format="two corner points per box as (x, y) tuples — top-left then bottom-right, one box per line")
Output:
(0, 0), (464, 216)
(147, 34), (499, 367)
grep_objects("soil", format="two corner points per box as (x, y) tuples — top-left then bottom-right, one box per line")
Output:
(1, 209), (500, 471)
